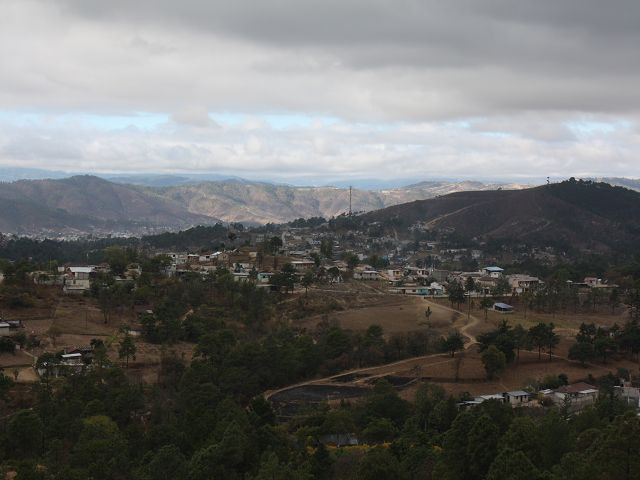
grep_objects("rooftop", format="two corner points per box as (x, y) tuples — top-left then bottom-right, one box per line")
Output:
(555, 382), (597, 394)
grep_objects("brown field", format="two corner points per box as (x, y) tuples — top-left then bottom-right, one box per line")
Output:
(298, 286), (467, 338)
(269, 292), (640, 410)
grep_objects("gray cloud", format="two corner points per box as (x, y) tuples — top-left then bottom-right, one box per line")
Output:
(0, 0), (638, 179)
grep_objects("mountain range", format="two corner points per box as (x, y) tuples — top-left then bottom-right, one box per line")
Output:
(0, 175), (528, 234)
(1, 173), (640, 243)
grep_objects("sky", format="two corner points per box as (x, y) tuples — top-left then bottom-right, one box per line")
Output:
(0, 0), (639, 184)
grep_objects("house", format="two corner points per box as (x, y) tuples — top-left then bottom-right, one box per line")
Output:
(232, 272), (250, 282)
(0, 322), (10, 337)
(353, 270), (379, 281)
(483, 266), (504, 278)
(553, 382), (599, 411)
(426, 282), (445, 296)
(504, 390), (531, 406)
(614, 380), (640, 409)
(507, 274), (542, 294)
(493, 302), (514, 313)
(584, 277), (600, 287)
(474, 394), (507, 404)
(63, 266), (95, 294)
(290, 260), (316, 272)
(384, 269), (403, 281)
(390, 285), (430, 296)
(257, 272), (274, 284)
(475, 276), (499, 294)
(429, 269), (450, 283)
(60, 353), (83, 366)
(166, 252), (188, 265)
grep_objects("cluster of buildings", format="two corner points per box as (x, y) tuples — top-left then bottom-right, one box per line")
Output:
(30, 263), (140, 294)
(462, 379), (640, 413)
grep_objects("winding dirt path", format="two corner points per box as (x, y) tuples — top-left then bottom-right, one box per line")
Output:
(422, 298), (481, 347)
(265, 301), (483, 400)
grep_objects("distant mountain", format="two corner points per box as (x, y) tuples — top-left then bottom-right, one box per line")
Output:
(362, 180), (640, 253)
(0, 167), (75, 182)
(0, 175), (530, 234)
(105, 173), (247, 187)
(597, 177), (640, 192)
(157, 180), (529, 224)
(0, 176), (217, 235)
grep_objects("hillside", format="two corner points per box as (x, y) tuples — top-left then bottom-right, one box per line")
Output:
(0, 175), (530, 234)
(155, 179), (527, 224)
(0, 176), (216, 234)
(363, 180), (640, 252)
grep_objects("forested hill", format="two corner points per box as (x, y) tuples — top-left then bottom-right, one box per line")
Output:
(362, 180), (640, 253)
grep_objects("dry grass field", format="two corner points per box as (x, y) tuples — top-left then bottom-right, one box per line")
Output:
(298, 284), (468, 339)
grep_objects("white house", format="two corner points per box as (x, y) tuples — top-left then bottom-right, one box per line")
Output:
(0, 322), (11, 337)
(504, 390), (531, 406)
(60, 353), (83, 365)
(353, 270), (380, 281)
(291, 260), (316, 272)
(63, 266), (95, 294)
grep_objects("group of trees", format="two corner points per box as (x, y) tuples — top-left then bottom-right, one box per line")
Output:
(2, 359), (639, 479)
(569, 320), (640, 366)
(476, 320), (559, 379)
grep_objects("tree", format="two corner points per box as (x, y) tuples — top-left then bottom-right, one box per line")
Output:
(588, 413), (640, 480)
(529, 322), (555, 360)
(609, 288), (620, 314)
(0, 372), (14, 399)
(487, 448), (541, 480)
(320, 238), (334, 259)
(545, 323), (560, 360)
(492, 277), (511, 297)
(118, 333), (137, 367)
(482, 345), (506, 380)
(140, 444), (187, 480)
(447, 280), (465, 309)
(47, 323), (62, 347)
(345, 253), (359, 271)
(356, 446), (406, 480)
(8, 410), (43, 457)
(98, 286), (117, 324)
(442, 330), (465, 357)
(594, 336), (617, 363)
(480, 297), (493, 319)
(569, 341), (595, 367)
(477, 321), (515, 363)
(464, 276), (476, 294)
(512, 324), (529, 362)
(104, 246), (130, 277)
(72, 415), (129, 480)
(467, 415), (501, 479)
(268, 236), (283, 255)
(301, 271), (314, 295)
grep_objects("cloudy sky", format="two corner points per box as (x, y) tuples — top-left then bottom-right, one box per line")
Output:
(0, 0), (639, 184)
